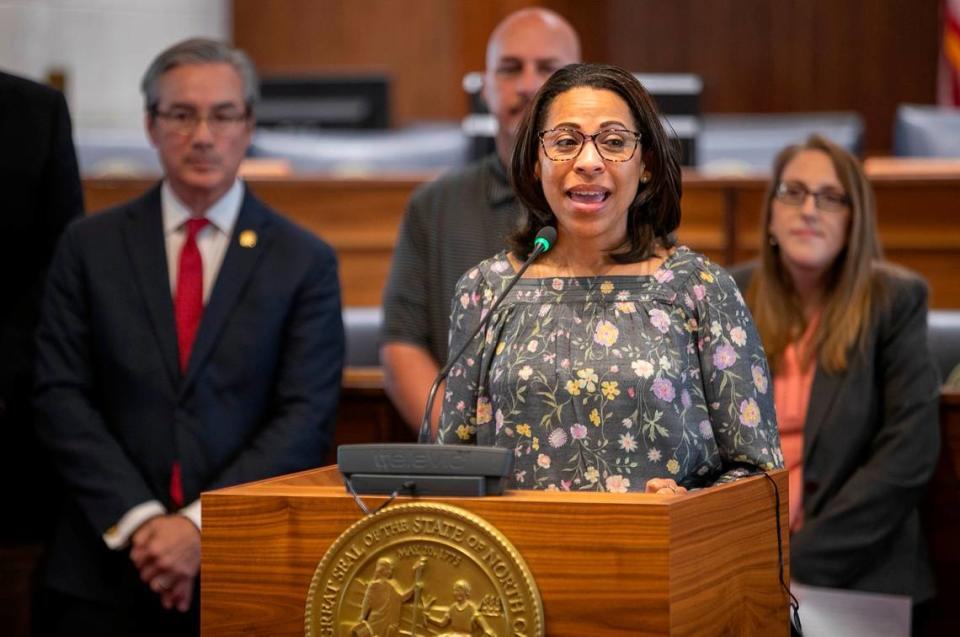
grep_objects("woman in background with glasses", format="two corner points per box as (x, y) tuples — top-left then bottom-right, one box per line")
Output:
(732, 135), (940, 612)
(437, 64), (783, 494)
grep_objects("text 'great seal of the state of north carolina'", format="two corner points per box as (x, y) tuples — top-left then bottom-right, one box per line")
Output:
(305, 502), (543, 637)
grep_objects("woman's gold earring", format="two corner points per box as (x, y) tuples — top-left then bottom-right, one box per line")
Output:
(640, 172), (651, 183)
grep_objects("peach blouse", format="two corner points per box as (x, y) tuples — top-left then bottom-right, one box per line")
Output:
(773, 316), (819, 531)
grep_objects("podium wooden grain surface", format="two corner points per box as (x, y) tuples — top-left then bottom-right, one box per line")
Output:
(201, 467), (789, 636)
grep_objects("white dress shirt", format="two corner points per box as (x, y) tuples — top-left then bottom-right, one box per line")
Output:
(162, 179), (243, 302)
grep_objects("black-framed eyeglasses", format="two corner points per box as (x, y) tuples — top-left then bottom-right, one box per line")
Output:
(153, 107), (250, 136)
(775, 180), (850, 213)
(539, 127), (641, 162)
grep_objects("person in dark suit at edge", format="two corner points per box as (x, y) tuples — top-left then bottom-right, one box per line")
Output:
(380, 8), (580, 435)
(731, 135), (940, 634)
(32, 38), (344, 636)
(0, 70), (84, 636)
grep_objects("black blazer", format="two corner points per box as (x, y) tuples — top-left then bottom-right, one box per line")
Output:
(0, 71), (83, 540)
(732, 263), (940, 602)
(34, 185), (344, 602)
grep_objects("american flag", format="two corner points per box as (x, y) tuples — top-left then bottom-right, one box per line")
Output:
(939, 0), (960, 105)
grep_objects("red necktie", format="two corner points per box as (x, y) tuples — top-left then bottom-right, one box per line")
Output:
(171, 217), (209, 508)
(175, 217), (209, 372)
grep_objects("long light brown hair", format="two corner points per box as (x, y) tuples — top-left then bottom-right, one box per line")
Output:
(746, 134), (884, 373)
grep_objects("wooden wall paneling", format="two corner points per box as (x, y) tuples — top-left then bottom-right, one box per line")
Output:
(727, 180), (767, 265)
(536, 0), (608, 63)
(887, 251), (960, 311)
(873, 178), (960, 309)
(83, 178), (155, 215)
(234, 0), (641, 127)
(674, 175), (730, 265)
(233, 0), (464, 125)
(232, 1), (939, 152)
(852, 1), (941, 153)
(241, 177), (423, 306)
(872, 178), (960, 249)
(603, 0), (939, 153)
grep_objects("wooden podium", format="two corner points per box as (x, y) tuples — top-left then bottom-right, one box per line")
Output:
(201, 466), (789, 636)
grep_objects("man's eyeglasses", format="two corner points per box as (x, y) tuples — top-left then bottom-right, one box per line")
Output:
(539, 128), (641, 162)
(153, 108), (250, 136)
(775, 181), (851, 213)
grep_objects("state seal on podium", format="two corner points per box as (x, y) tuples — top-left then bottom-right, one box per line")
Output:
(305, 502), (543, 637)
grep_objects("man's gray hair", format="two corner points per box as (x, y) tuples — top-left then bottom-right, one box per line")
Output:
(141, 37), (259, 113)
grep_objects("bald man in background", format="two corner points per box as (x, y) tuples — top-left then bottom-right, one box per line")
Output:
(381, 8), (580, 435)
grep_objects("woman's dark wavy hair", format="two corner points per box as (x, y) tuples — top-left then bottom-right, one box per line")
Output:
(509, 63), (682, 262)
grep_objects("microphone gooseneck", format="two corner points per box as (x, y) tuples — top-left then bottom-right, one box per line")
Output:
(417, 226), (557, 444)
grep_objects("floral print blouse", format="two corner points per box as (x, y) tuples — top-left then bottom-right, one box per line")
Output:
(437, 247), (783, 492)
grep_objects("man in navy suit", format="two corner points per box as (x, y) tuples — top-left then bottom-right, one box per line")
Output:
(33, 39), (344, 636)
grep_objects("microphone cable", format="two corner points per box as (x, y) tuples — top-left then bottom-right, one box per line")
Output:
(761, 471), (803, 636)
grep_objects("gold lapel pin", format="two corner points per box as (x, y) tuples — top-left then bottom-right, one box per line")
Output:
(239, 229), (257, 248)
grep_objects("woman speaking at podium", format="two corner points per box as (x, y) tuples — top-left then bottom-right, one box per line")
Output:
(733, 135), (940, 610)
(437, 64), (783, 494)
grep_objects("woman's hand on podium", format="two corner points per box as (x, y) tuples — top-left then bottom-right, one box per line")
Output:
(644, 478), (688, 495)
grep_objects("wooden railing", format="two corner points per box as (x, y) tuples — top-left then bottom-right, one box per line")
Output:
(83, 172), (960, 307)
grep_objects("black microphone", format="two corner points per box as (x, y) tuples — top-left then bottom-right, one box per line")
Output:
(417, 225), (557, 444)
(336, 227), (557, 498)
